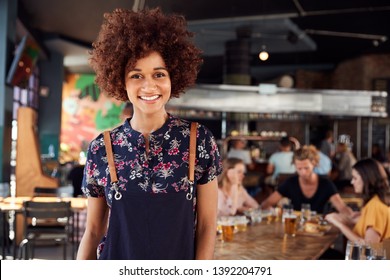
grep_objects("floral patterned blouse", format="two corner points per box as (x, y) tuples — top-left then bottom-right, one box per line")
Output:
(82, 114), (222, 207)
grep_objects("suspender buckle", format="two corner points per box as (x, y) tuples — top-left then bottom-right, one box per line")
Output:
(186, 181), (194, 200)
(111, 181), (122, 200)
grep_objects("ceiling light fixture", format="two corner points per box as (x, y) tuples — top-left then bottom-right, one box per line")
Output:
(259, 45), (269, 61)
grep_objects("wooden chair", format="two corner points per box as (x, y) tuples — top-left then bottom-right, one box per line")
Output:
(19, 201), (72, 259)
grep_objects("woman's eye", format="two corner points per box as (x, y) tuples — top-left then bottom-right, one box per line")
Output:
(155, 72), (166, 78)
(130, 74), (142, 79)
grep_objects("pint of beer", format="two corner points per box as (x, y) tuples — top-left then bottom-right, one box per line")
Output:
(221, 223), (235, 242)
(284, 214), (297, 237)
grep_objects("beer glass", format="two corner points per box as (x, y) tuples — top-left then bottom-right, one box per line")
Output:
(220, 217), (235, 242)
(284, 214), (297, 237)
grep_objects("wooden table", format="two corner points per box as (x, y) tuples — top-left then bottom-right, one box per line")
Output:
(0, 196), (87, 259)
(214, 220), (340, 260)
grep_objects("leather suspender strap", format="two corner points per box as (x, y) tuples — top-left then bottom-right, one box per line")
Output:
(103, 131), (118, 183)
(103, 123), (196, 200)
(189, 122), (198, 183)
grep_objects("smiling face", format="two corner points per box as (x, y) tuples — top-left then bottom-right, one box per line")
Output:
(124, 51), (171, 117)
(351, 168), (364, 193)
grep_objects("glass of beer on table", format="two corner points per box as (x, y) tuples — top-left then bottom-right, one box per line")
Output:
(284, 213), (297, 237)
(219, 216), (235, 242)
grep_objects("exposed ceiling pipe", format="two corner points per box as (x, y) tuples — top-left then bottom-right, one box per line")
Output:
(189, 5), (390, 25)
(292, 0), (390, 17)
(292, 0), (306, 17)
(301, 5), (390, 17)
(305, 29), (388, 42)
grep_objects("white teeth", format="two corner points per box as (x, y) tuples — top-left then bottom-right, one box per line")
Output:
(140, 95), (159, 101)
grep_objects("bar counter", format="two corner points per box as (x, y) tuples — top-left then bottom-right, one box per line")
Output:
(214, 219), (340, 260)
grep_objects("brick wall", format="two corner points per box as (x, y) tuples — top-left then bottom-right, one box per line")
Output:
(295, 54), (390, 90)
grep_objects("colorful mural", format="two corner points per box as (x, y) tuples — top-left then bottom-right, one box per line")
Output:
(60, 74), (124, 163)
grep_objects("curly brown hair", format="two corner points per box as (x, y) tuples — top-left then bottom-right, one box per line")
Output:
(89, 8), (203, 101)
(293, 145), (320, 166)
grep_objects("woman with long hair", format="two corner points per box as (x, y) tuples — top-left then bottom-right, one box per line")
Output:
(326, 158), (390, 243)
(217, 157), (259, 216)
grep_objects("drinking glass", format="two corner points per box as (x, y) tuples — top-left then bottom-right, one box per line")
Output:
(220, 217), (235, 242)
(345, 240), (352, 260)
(249, 209), (262, 224)
(345, 240), (362, 260)
(301, 203), (311, 222)
(350, 242), (361, 260)
(234, 216), (249, 232)
(362, 245), (373, 260)
(283, 213), (297, 237)
(371, 243), (387, 260)
(282, 204), (294, 223)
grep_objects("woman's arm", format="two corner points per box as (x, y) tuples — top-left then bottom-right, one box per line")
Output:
(325, 212), (363, 243)
(77, 197), (109, 260)
(325, 212), (381, 244)
(196, 178), (218, 260)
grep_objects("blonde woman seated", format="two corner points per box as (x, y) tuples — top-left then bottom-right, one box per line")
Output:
(261, 145), (353, 216)
(218, 158), (259, 216)
(326, 158), (390, 244)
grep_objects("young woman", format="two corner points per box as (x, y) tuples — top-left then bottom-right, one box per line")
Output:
(217, 157), (259, 216)
(261, 145), (352, 215)
(326, 158), (390, 244)
(77, 8), (222, 260)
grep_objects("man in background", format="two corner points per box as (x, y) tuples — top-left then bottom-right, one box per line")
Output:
(265, 136), (296, 186)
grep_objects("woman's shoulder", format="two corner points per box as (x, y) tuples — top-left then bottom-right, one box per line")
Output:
(87, 123), (129, 154)
(169, 115), (215, 138)
(365, 195), (388, 208)
(87, 132), (105, 155)
(361, 195), (389, 217)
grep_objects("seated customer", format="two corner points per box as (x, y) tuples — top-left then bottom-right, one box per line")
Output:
(227, 139), (255, 171)
(265, 136), (296, 186)
(261, 145), (352, 215)
(333, 142), (357, 190)
(314, 146), (332, 176)
(326, 158), (390, 244)
(218, 157), (259, 216)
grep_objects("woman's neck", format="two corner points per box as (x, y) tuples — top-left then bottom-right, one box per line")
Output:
(130, 111), (168, 137)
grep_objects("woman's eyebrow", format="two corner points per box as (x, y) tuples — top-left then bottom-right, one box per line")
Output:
(129, 66), (167, 72)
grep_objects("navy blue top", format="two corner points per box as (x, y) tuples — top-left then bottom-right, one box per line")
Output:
(277, 175), (338, 213)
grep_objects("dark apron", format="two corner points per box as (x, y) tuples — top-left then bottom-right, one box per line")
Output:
(99, 189), (195, 260)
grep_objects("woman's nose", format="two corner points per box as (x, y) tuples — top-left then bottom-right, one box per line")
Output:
(141, 79), (157, 91)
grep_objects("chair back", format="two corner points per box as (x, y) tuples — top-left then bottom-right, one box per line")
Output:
(23, 201), (71, 220)
(21, 200), (72, 259)
(33, 187), (58, 197)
